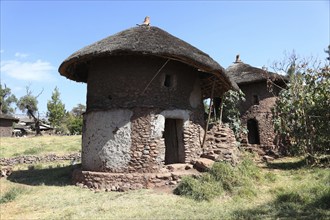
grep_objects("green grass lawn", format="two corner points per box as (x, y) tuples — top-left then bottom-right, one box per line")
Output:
(0, 135), (81, 158)
(0, 136), (329, 219)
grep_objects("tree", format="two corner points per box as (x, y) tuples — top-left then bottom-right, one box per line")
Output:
(63, 104), (85, 135)
(17, 86), (43, 135)
(221, 90), (247, 141)
(325, 45), (330, 63)
(71, 103), (86, 117)
(271, 52), (330, 162)
(47, 87), (66, 130)
(0, 84), (17, 114)
(17, 86), (39, 114)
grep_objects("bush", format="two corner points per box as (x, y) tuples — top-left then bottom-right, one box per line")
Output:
(175, 156), (262, 201)
(174, 175), (222, 201)
(209, 162), (240, 191)
(0, 187), (27, 204)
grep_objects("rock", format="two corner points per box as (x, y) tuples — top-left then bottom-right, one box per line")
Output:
(169, 181), (177, 185)
(263, 155), (275, 162)
(194, 158), (215, 171)
(265, 149), (280, 159)
(201, 153), (219, 161)
(156, 173), (172, 179)
(0, 166), (13, 177)
(185, 164), (193, 170)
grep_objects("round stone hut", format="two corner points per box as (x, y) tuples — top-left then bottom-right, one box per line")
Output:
(59, 25), (238, 189)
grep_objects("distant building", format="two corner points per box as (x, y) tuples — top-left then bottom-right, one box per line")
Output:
(0, 114), (19, 137)
(226, 56), (287, 150)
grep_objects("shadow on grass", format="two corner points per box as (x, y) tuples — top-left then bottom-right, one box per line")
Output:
(266, 158), (307, 170)
(233, 191), (330, 219)
(7, 165), (80, 186)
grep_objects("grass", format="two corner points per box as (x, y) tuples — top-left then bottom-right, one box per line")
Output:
(0, 135), (81, 158)
(0, 186), (28, 204)
(0, 137), (329, 219)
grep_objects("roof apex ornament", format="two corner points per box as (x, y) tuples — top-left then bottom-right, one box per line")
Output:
(137, 16), (150, 26)
(235, 54), (242, 63)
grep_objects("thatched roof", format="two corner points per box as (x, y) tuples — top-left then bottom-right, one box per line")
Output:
(0, 114), (19, 122)
(226, 61), (288, 85)
(58, 26), (238, 97)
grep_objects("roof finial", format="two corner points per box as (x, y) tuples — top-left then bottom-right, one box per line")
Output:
(235, 54), (241, 63)
(137, 16), (150, 26)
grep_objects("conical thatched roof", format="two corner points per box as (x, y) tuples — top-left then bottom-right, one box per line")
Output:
(0, 113), (19, 122)
(58, 26), (238, 96)
(226, 61), (288, 85)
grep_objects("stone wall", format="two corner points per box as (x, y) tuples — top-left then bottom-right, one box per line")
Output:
(241, 97), (277, 149)
(73, 122), (240, 191)
(82, 107), (205, 173)
(0, 153), (81, 166)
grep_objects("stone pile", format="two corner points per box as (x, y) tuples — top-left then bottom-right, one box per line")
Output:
(200, 123), (240, 166)
(0, 153), (81, 166)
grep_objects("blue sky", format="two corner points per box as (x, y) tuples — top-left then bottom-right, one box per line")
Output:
(1, 1), (329, 116)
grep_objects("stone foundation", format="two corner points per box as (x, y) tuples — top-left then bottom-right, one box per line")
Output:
(72, 163), (200, 192)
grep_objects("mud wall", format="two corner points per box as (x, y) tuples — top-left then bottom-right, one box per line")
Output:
(0, 119), (14, 137)
(239, 81), (275, 114)
(241, 97), (277, 149)
(86, 55), (202, 111)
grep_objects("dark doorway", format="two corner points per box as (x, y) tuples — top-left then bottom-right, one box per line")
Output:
(164, 119), (185, 164)
(247, 119), (260, 144)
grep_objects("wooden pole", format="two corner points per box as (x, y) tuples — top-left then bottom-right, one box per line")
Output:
(219, 95), (224, 125)
(141, 59), (170, 95)
(202, 80), (216, 148)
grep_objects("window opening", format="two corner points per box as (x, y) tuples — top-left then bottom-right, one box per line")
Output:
(253, 95), (259, 105)
(164, 75), (172, 87)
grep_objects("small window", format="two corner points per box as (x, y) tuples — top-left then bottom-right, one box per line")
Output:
(253, 95), (259, 105)
(164, 74), (172, 87)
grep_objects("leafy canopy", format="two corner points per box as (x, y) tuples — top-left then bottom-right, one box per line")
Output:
(222, 89), (247, 140)
(47, 87), (66, 128)
(272, 52), (330, 160)
(0, 84), (17, 114)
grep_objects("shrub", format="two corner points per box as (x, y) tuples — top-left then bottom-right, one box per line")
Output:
(209, 162), (240, 191)
(174, 175), (222, 201)
(0, 187), (27, 204)
(175, 156), (262, 201)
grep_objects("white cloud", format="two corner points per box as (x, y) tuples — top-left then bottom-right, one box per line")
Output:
(0, 59), (55, 81)
(15, 52), (29, 58)
(0, 50), (4, 53)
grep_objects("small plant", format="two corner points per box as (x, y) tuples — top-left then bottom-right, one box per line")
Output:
(264, 172), (277, 183)
(0, 187), (27, 204)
